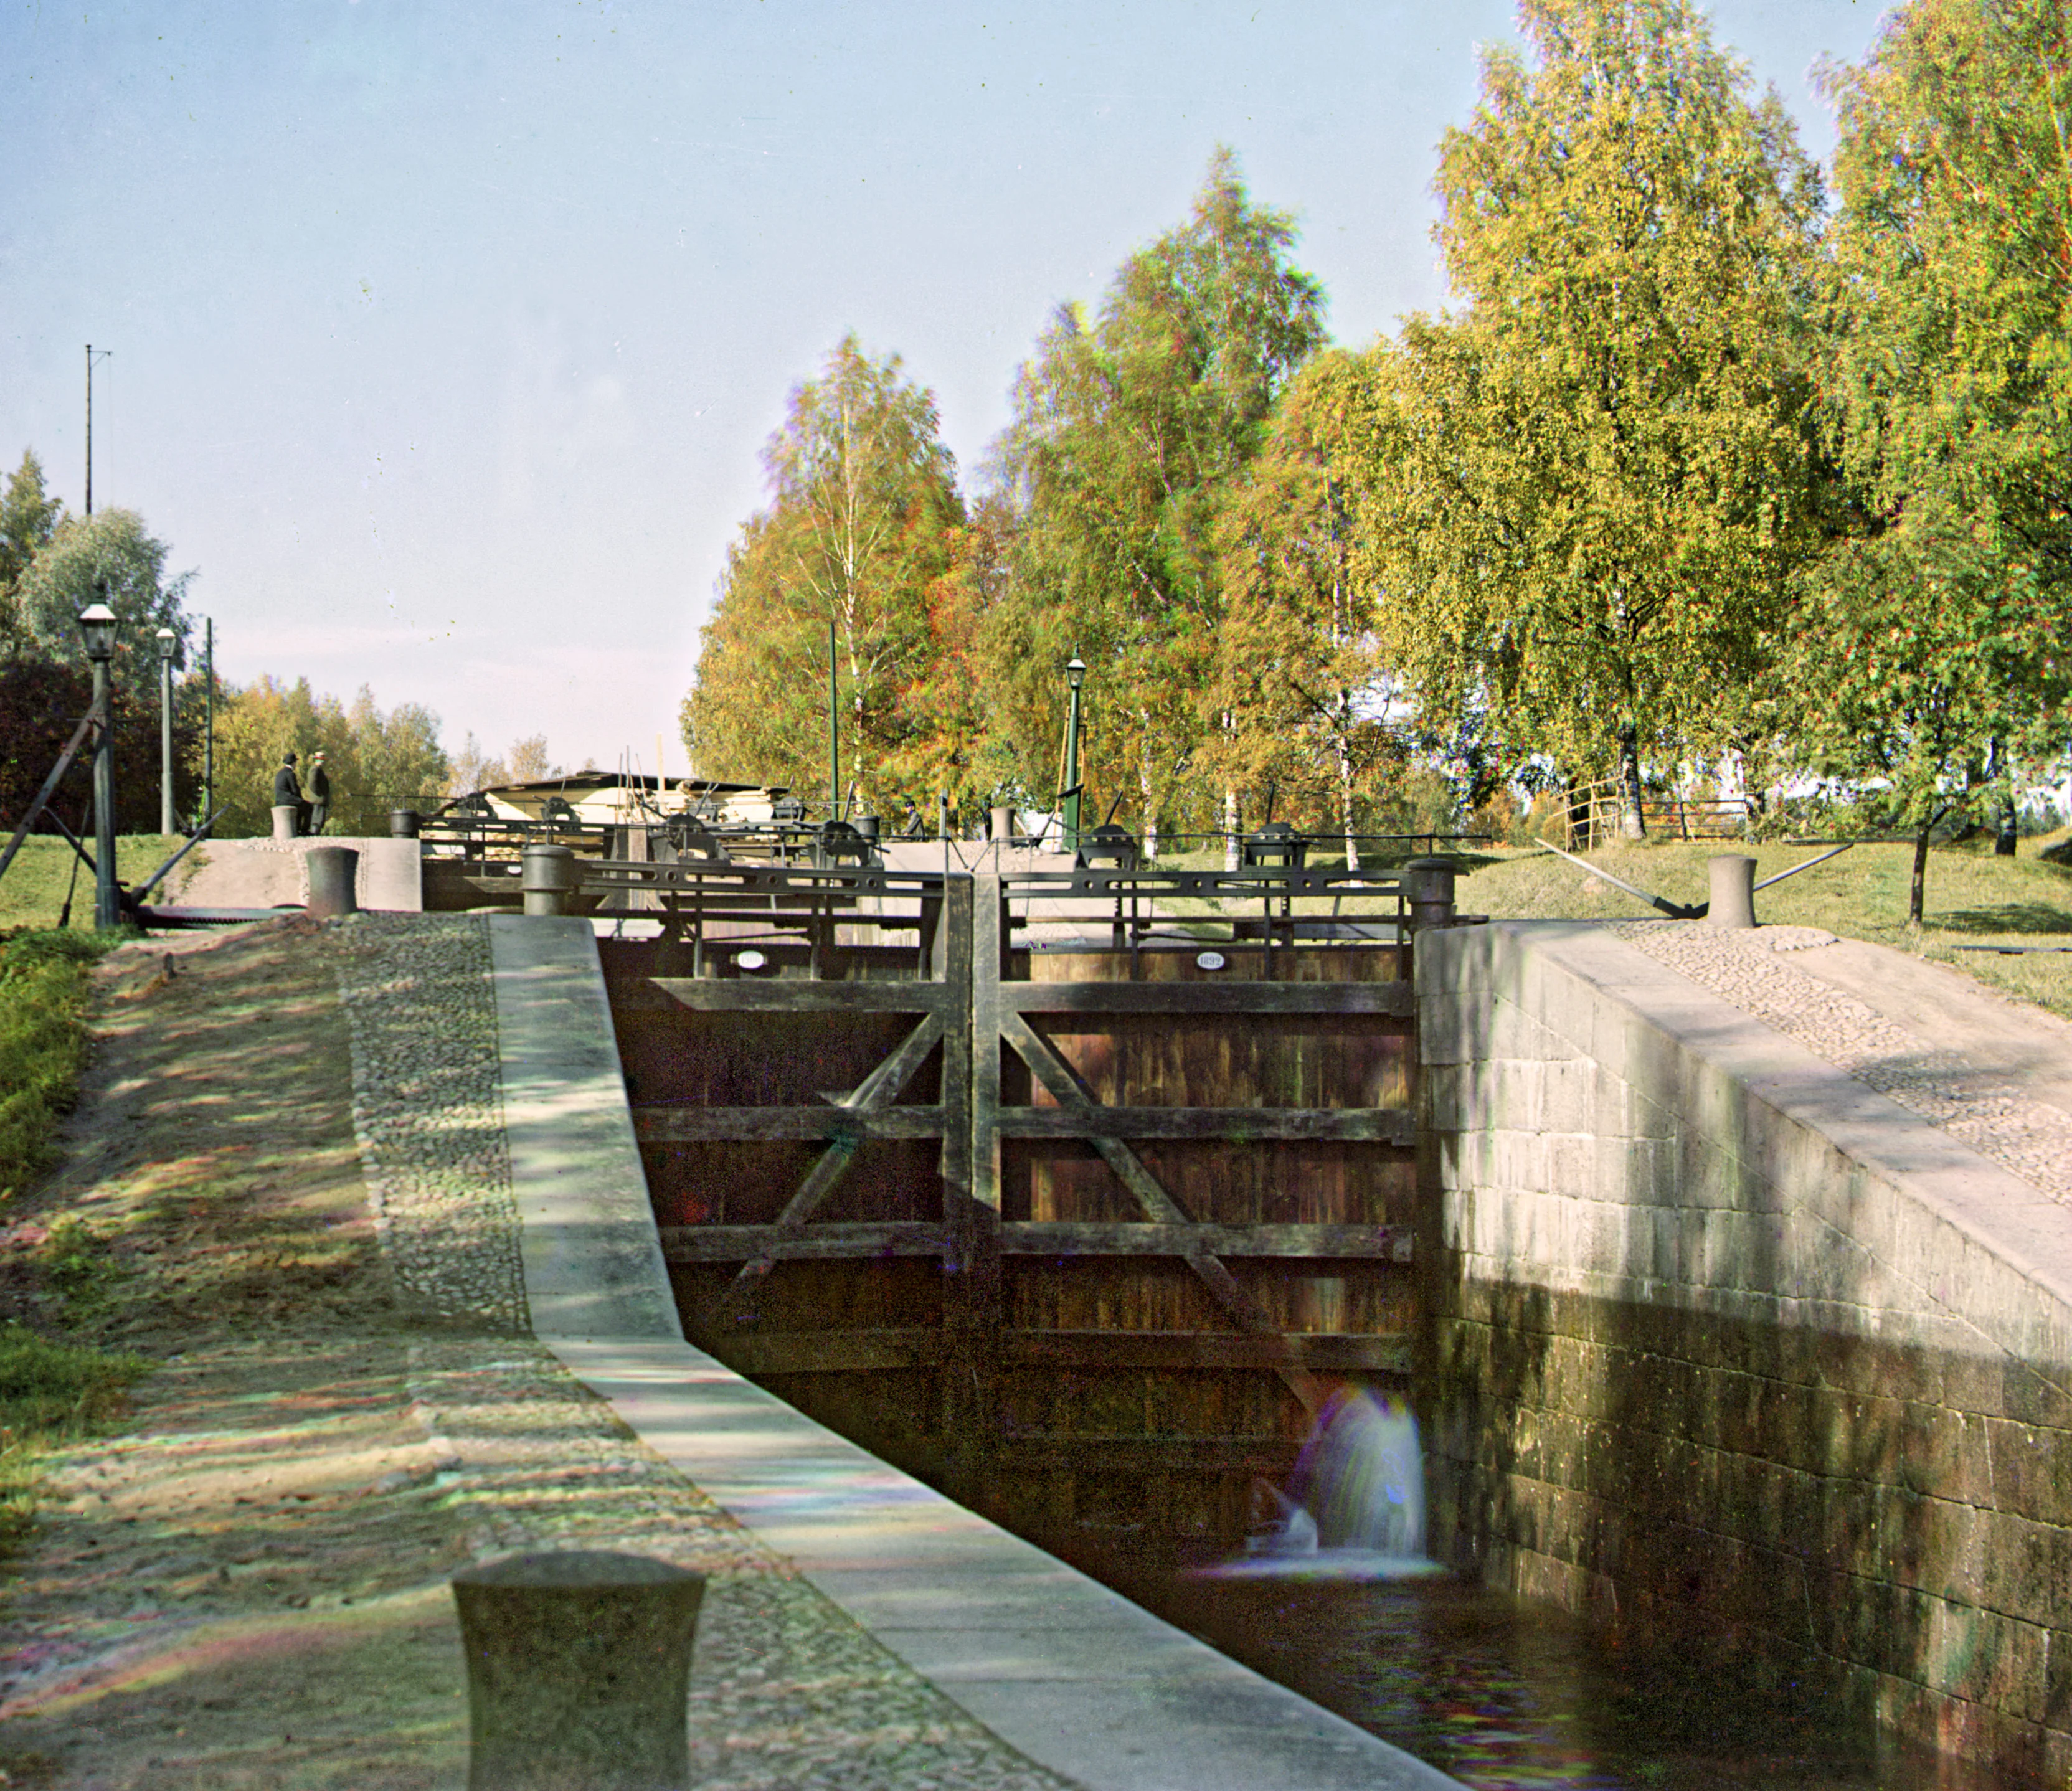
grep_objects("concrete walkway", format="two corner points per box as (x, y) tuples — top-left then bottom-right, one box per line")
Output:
(487, 914), (1464, 1791)
(171, 836), (423, 912)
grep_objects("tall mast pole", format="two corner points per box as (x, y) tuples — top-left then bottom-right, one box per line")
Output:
(827, 620), (839, 823)
(203, 618), (214, 828)
(85, 344), (111, 514)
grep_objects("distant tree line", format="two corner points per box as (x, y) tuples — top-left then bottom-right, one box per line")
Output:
(681, 0), (2071, 919)
(0, 453), (455, 839)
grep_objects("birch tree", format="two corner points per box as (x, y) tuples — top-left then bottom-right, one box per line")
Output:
(1350, 0), (1827, 836)
(983, 149), (1327, 853)
(684, 336), (962, 810)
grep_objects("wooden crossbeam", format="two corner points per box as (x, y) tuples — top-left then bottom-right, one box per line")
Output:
(635, 1106), (947, 1143)
(1001, 980), (1414, 1017)
(661, 1222), (947, 1262)
(998, 1222), (1413, 1261)
(1000, 1329), (1413, 1373)
(995, 1106), (1414, 1145)
(706, 1328), (1411, 1379)
(660, 1219), (1412, 1264)
(633, 1103), (1409, 1146)
(651, 979), (955, 1013)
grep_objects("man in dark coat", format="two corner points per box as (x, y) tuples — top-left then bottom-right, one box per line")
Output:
(273, 752), (306, 834)
(308, 752), (332, 834)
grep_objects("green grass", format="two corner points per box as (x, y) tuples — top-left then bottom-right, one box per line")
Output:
(1455, 835), (2072, 1019)
(0, 833), (192, 935)
(0, 928), (116, 1199)
(1124, 834), (2072, 1019)
(0, 1321), (151, 1553)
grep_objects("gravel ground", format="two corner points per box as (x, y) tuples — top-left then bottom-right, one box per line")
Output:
(1615, 921), (2072, 1203)
(335, 916), (1080, 1791)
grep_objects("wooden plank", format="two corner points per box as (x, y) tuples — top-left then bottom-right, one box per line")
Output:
(996, 1008), (1327, 1414)
(661, 1222), (947, 1261)
(1001, 1328), (1414, 1372)
(998, 1222), (1413, 1261)
(995, 1106), (1414, 1145)
(707, 1328), (947, 1374)
(1002, 980), (1415, 1017)
(651, 979), (953, 1013)
(704, 996), (952, 1328)
(633, 1106), (948, 1143)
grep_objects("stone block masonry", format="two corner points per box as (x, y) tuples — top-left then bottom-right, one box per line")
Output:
(1416, 920), (2072, 1785)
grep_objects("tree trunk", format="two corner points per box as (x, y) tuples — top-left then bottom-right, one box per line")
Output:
(1617, 725), (1646, 841)
(1338, 742), (1360, 873)
(1908, 812), (1943, 925)
(1223, 788), (1240, 873)
(1996, 794), (2019, 856)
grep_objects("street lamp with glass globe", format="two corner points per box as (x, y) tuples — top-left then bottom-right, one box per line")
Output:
(1063, 654), (1087, 855)
(77, 602), (121, 929)
(156, 628), (177, 836)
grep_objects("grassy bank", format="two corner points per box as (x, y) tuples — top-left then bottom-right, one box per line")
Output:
(0, 1323), (150, 1552)
(0, 925), (155, 1563)
(0, 834), (190, 935)
(0, 929), (110, 1199)
(1455, 837), (2072, 1019)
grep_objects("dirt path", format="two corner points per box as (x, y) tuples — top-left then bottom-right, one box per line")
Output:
(0, 920), (1073, 1791)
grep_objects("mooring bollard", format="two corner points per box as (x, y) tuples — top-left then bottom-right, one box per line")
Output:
(521, 843), (579, 917)
(452, 1550), (706, 1791)
(305, 845), (360, 920)
(270, 802), (299, 844)
(1402, 856), (1458, 930)
(390, 808), (422, 839)
(1708, 853), (1758, 929)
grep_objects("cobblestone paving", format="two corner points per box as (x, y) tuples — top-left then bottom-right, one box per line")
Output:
(1615, 920), (2072, 1203)
(334, 915), (530, 1333)
(338, 917), (1079, 1791)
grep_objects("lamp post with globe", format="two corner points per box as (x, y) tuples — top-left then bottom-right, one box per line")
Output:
(156, 627), (177, 836)
(1063, 654), (1087, 856)
(78, 601), (121, 929)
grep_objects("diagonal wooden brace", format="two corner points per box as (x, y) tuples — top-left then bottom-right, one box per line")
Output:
(997, 1011), (1325, 1414)
(707, 1010), (946, 1329)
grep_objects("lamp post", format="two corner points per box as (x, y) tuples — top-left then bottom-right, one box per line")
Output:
(78, 602), (120, 929)
(1063, 654), (1086, 855)
(156, 628), (176, 836)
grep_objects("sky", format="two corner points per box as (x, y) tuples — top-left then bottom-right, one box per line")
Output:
(3, 0), (1892, 780)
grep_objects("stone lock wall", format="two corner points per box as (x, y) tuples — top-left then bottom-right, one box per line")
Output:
(1416, 920), (2072, 1783)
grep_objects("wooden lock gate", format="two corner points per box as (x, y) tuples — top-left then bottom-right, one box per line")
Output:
(594, 856), (1423, 1564)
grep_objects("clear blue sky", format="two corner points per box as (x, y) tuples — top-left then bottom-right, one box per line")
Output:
(3, 0), (1888, 777)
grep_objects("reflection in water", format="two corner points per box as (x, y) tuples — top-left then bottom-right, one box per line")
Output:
(1086, 1391), (1994, 1790)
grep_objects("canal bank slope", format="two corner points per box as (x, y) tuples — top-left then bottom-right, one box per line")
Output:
(1418, 919), (2072, 1785)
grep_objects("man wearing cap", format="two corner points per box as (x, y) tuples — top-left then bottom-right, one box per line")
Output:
(273, 751), (306, 834)
(308, 752), (333, 834)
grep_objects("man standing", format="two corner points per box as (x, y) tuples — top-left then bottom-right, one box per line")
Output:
(273, 752), (306, 836)
(308, 752), (333, 834)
